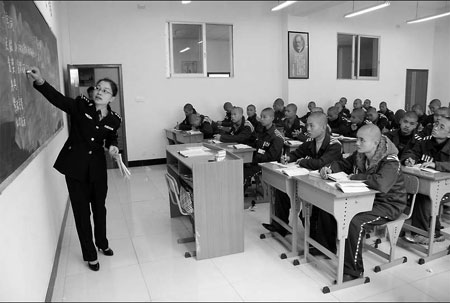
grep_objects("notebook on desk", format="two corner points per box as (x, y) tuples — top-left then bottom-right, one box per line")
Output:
(412, 164), (440, 173)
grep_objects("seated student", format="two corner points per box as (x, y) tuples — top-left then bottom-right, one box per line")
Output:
(385, 111), (421, 159)
(272, 98), (286, 128)
(366, 107), (390, 133)
(342, 108), (368, 138)
(243, 108), (284, 186)
(378, 101), (395, 124)
(423, 99), (442, 128)
(353, 98), (363, 111)
(363, 99), (372, 111)
(217, 101), (234, 129)
(339, 97), (351, 119)
(419, 107), (450, 137)
(300, 101), (316, 124)
(189, 113), (218, 139)
(213, 107), (254, 144)
(87, 86), (95, 100)
(320, 124), (407, 281)
(246, 104), (261, 130)
(401, 117), (450, 244)
(282, 103), (302, 139)
(176, 103), (197, 130)
(328, 106), (350, 135)
(412, 103), (427, 129)
(390, 109), (406, 131)
(262, 113), (342, 247)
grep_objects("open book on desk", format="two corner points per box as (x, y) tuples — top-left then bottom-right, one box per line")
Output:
(335, 181), (369, 193)
(327, 171), (350, 182)
(276, 163), (309, 176)
(232, 144), (252, 149)
(412, 164), (440, 173)
(178, 147), (213, 157)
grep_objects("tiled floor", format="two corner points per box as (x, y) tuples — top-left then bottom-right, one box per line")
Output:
(52, 165), (450, 302)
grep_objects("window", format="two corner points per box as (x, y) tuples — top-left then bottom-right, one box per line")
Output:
(168, 22), (233, 78)
(337, 33), (380, 80)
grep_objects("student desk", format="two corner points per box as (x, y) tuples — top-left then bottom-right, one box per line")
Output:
(165, 128), (204, 144)
(203, 141), (255, 164)
(166, 143), (244, 259)
(338, 137), (357, 154)
(258, 162), (302, 263)
(400, 166), (450, 264)
(294, 175), (377, 293)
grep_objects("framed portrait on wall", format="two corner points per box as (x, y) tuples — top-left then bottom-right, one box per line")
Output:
(288, 31), (309, 79)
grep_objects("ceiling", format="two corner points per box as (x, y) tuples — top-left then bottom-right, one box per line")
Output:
(284, 1), (449, 17)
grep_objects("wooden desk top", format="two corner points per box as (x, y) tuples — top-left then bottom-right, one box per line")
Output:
(166, 143), (241, 168)
(294, 174), (378, 198)
(401, 166), (450, 181)
(258, 162), (298, 179)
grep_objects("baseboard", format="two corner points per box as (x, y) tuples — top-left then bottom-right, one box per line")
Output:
(128, 158), (166, 167)
(45, 197), (70, 302)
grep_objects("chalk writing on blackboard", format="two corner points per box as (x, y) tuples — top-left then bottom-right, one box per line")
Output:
(0, 1), (62, 193)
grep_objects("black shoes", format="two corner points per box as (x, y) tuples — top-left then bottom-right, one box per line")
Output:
(262, 223), (290, 237)
(99, 248), (114, 256)
(88, 261), (99, 271)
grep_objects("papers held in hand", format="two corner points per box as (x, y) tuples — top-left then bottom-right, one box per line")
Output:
(116, 154), (131, 179)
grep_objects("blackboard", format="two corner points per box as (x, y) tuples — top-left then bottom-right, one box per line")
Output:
(0, 1), (62, 193)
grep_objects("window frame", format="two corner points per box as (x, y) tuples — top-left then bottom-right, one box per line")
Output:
(167, 21), (234, 78)
(337, 32), (380, 80)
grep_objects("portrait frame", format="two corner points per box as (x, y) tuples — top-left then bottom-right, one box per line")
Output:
(288, 31), (309, 79)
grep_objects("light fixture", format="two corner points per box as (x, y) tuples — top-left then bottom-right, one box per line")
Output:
(271, 1), (296, 12)
(198, 40), (203, 44)
(179, 47), (190, 53)
(406, 1), (450, 24)
(344, 1), (390, 18)
(181, 1), (191, 4)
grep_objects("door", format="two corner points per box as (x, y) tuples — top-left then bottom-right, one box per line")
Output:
(66, 64), (128, 168)
(405, 69), (428, 111)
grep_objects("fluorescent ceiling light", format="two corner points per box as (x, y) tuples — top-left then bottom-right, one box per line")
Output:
(272, 1), (296, 12)
(179, 47), (190, 53)
(181, 1), (191, 4)
(344, 1), (390, 18)
(406, 11), (450, 24)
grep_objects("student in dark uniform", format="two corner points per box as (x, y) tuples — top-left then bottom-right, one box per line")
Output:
(299, 101), (316, 124)
(366, 107), (390, 133)
(419, 107), (450, 137)
(214, 107), (254, 144)
(243, 108), (284, 186)
(390, 109), (406, 131)
(412, 104), (426, 129)
(353, 98), (363, 111)
(327, 106), (350, 135)
(401, 117), (450, 244)
(363, 99), (371, 111)
(342, 108), (368, 138)
(378, 101), (395, 125)
(423, 99), (441, 128)
(339, 97), (351, 119)
(272, 98), (286, 129)
(246, 104), (262, 133)
(282, 103), (302, 139)
(176, 103), (197, 130)
(27, 67), (121, 272)
(217, 101), (233, 129)
(189, 113), (218, 139)
(320, 124), (407, 281)
(385, 111), (421, 159)
(262, 113), (342, 252)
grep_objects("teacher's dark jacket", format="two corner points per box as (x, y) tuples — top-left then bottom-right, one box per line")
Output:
(34, 81), (121, 182)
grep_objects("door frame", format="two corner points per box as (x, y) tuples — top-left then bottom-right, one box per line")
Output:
(405, 69), (428, 111)
(66, 64), (128, 166)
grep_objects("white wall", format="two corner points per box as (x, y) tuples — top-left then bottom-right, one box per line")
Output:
(286, 1), (441, 115)
(430, 16), (450, 105)
(0, 1), (69, 301)
(63, 1), (284, 161)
